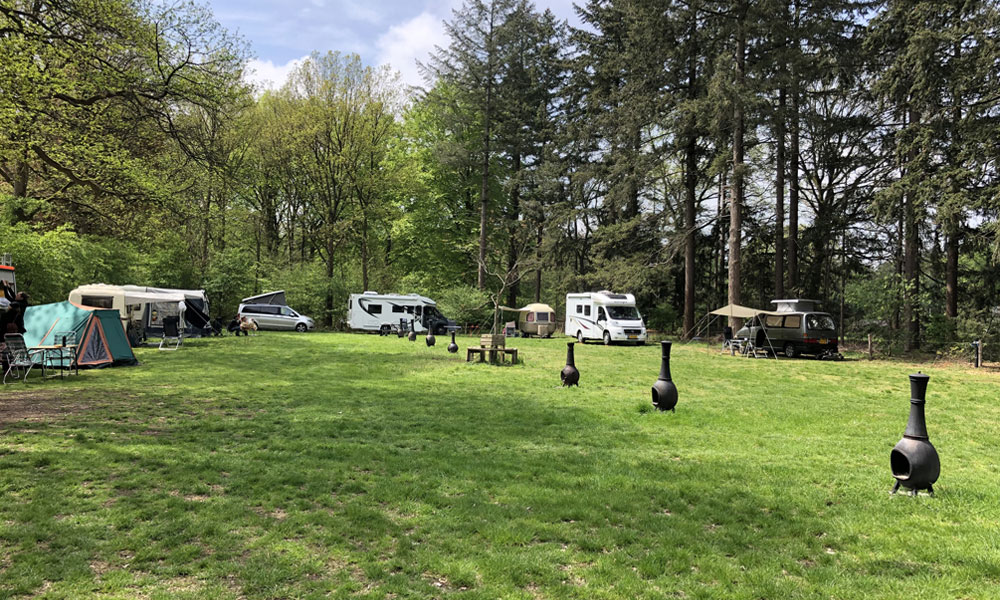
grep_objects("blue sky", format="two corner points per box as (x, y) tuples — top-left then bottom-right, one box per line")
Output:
(206, 0), (582, 91)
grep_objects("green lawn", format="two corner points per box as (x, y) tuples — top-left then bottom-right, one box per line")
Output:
(2, 333), (999, 599)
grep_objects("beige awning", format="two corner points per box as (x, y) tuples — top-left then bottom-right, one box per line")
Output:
(709, 303), (781, 318)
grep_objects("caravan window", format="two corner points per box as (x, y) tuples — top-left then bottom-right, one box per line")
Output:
(415, 306), (422, 316)
(368, 304), (383, 314)
(81, 295), (113, 309)
(584, 305), (591, 317)
(536, 312), (549, 322)
(527, 313), (535, 322)
(576, 305), (582, 314)
(392, 305), (405, 313)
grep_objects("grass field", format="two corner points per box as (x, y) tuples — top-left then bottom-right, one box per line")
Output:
(2, 333), (999, 599)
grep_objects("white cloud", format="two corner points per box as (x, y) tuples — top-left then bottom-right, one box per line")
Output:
(375, 11), (448, 91)
(244, 55), (309, 92)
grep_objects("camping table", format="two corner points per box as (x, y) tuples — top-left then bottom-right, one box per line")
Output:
(29, 344), (78, 378)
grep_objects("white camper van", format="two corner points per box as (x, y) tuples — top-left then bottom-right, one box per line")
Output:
(565, 291), (647, 345)
(347, 292), (453, 335)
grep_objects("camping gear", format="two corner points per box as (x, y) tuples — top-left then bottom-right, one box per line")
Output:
(447, 331), (458, 353)
(891, 373), (940, 496)
(68, 284), (210, 338)
(23, 301), (137, 368)
(561, 342), (580, 386)
(652, 341), (678, 411)
(426, 331), (435, 346)
(3, 334), (37, 383)
(159, 316), (182, 351)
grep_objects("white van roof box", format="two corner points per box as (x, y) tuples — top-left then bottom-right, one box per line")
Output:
(771, 299), (820, 312)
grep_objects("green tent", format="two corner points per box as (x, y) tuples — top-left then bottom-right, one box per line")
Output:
(23, 301), (137, 368)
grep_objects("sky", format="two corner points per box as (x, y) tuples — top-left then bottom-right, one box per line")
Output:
(206, 0), (583, 92)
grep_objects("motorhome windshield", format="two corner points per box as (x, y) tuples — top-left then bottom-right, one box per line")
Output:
(807, 314), (836, 331)
(607, 306), (640, 320)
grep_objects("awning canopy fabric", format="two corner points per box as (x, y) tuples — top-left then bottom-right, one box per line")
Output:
(708, 303), (782, 319)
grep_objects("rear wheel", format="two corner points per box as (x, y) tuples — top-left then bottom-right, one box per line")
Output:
(296, 323), (308, 333)
(784, 343), (797, 358)
(603, 331), (612, 346)
(577, 330), (584, 344)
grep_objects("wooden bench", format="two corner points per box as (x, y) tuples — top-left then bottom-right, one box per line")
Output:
(467, 334), (518, 364)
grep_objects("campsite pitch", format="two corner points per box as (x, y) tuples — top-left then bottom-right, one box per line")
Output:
(2, 334), (999, 599)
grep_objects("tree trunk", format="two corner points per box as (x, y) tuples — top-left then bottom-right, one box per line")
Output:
(477, 79), (492, 290)
(788, 80), (799, 293)
(728, 11), (746, 330)
(534, 225), (542, 303)
(775, 86), (786, 299)
(361, 214), (369, 291)
(506, 153), (521, 308)
(903, 109), (920, 352)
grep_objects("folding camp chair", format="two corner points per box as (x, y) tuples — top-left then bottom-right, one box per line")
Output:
(51, 331), (79, 376)
(3, 334), (38, 384)
(159, 316), (182, 351)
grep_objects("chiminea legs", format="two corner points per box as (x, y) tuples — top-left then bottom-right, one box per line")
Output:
(890, 481), (935, 496)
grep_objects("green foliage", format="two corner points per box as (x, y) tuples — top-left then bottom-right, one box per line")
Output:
(434, 285), (492, 326)
(201, 247), (256, 319)
(261, 260), (345, 327)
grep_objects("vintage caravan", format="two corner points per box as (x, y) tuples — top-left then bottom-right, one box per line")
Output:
(347, 291), (454, 335)
(564, 291), (647, 345)
(500, 303), (558, 337)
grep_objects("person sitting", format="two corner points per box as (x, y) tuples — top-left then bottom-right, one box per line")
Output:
(227, 317), (242, 336)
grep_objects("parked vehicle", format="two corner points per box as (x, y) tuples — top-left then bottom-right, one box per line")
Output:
(500, 303), (558, 337)
(565, 291), (647, 345)
(347, 291), (454, 335)
(735, 299), (838, 357)
(238, 290), (314, 332)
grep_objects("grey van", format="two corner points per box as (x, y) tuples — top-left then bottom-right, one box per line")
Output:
(238, 302), (315, 332)
(736, 312), (838, 358)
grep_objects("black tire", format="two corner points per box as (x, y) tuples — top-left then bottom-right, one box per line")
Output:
(603, 331), (612, 346)
(577, 330), (585, 344)
(434, 324), (446, 336)
(296, 323), (308, 333)
(379, 324), (391, 336)
(784, 343), (797, 358)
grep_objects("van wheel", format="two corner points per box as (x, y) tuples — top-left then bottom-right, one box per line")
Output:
(603, 332), (612, 346)
(379, 324), (390, 336)
(435, 324), (446, 336)
(784, 343), (797, 358)
(296, 323), (308, 333)
(577, 331), (584, 344)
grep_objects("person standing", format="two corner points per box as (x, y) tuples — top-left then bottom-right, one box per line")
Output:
(2, 281), (27, 334)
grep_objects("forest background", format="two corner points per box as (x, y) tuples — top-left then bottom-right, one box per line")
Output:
(1, 0), (998, 356)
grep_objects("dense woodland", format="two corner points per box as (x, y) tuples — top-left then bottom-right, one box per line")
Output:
(2, 0), (999, 354)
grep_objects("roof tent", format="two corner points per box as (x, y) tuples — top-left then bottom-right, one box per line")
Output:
(242, 290), (286, 305)
(23, 301), (137, 368)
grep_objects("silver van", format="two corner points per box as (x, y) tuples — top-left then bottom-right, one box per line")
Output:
(736, 312), (838, 358)
(238, 302), (315, 332)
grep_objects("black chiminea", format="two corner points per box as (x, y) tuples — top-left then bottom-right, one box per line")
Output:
(651, 341), (677, 411)
(891, 372), (940, 496)
(561, 342), (580, 386)
(447, 331), (458, 353)
(426, 331), (436, 346)
(408, 321), (416, 342)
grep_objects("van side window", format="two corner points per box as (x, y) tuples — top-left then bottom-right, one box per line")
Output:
(584, 305), (591, 316)
(415, 306), (422, 316)
(765, 315), (783, 328)
(576, 305), (582, 314)
(783, 315), (801, 328)
(392, 305), (404, 313)
(368, 304), (382, 314)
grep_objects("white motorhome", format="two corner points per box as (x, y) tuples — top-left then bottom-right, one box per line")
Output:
(347, 292), (453, 335)
(565, 291), (647, 345)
